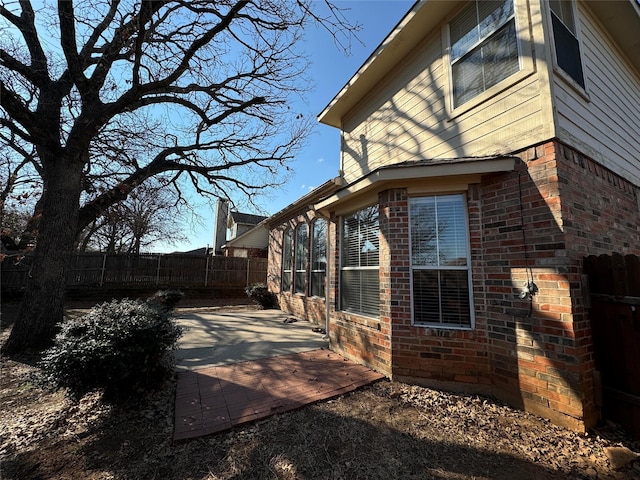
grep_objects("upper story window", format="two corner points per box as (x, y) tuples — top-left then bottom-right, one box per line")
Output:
(340, 205), (380, 317)
(449, 0), (520, 108)
(310, 219), (327, 298)
(294, 224), (308, 294)
(281, 228), (293, 292)
(549, 0), (585, 88)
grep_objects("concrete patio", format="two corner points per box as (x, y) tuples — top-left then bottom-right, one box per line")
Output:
(173, 308), (385, 441)
(174, 308), (328, 371)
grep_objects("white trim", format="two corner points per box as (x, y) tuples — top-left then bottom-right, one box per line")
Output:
(544, 0), (591, 101)
(314, 157), (516, 215)
(408, 193), (475, 330)
(338, 204), (380, 318)
(443, 0), (536, 119)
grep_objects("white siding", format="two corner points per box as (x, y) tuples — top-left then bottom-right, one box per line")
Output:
(228, 226), (268, 249)
(340, 3), (550, 184)
(553, 3), (640, 185)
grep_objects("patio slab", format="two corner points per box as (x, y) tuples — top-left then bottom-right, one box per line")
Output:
(174, 348), (385, 441)
(174, 308), (328, 371)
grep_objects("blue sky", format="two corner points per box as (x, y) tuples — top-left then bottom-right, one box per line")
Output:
(169, 0), (414, 252)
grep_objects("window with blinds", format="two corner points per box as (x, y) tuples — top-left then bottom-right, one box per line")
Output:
(410, 194), (473, 328)
(340, 205), (380, 317)
(281, 228), (292, 292)
(310, 219), (327, 298)
(549, 0), (585, 88)
(450, 0), (520, 108)
(294, 224), (308, 294)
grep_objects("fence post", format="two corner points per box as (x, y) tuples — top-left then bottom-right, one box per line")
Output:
(247, 257), (251, 287)
(156, 254), (161, 286)
(100, 253), (107, 287)
(205, 255), (209, 287)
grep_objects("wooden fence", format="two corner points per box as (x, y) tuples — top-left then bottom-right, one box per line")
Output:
(584, 253), (640, 439)
(1, 253), (267, 290)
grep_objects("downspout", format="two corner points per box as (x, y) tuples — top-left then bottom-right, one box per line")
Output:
(324, 221), (331, 340)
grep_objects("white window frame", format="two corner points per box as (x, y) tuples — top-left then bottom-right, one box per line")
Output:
(294, 223), (308, 295)
(546, 0), (589, 98)
(310, 218), (327, 299)
(443, 0), (535, 118)
(281, 228), (293, 293)
(339, 204), (380, 318)
(409, 193), (475, 330)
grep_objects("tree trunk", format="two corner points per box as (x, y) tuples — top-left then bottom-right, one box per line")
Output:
(2, 158), (84, 354)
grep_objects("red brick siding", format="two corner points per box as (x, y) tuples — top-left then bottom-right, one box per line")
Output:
(268, 210), (328, 325)
(328, 202), (392, 375)
(479, 140), (639, 429)
(555, 141), (640, 426)
(266, 139), (640, 432)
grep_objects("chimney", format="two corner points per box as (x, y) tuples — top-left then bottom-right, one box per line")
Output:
(212, 199), (229, 255)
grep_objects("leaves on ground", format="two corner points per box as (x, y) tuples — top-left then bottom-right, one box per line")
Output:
(2, 304), (640, 479)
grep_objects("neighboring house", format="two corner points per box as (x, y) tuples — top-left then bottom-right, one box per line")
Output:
(223, 212), (269, 258)
(266, 0), (640, 433)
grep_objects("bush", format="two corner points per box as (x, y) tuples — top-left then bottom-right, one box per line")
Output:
(245, 283), (278, 309)
(40, 297), (182, 402)
(146, 288), (184, 311)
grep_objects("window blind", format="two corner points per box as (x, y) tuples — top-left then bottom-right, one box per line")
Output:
(310, 219), (327, 298)
(450, 0), (520, 108)
(410, 195), (473, 328)
(341, 205), (380, 317)
(294, 224), (307, 294)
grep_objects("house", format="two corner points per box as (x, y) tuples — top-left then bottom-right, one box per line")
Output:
(266, 0), (640, 433)
(222, 216), (269, 258)
(211, 198), (268, 257)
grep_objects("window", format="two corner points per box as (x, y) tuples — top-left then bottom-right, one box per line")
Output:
(449, 0), (520, 108)
(281, 228), (293, 292)
(310, 219), (327, 298)
(410, 194), (473, 328)
(340, 205), (379, 317)
(549, 0), (585, 88)
(294, 224), (307, 294)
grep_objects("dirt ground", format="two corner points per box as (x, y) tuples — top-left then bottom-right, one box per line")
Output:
(1, 300), (640, 480)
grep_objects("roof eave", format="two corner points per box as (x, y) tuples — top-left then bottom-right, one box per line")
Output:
(265, 176), (345, 227)
(318, 0), (454, 128)
(584, 1), (640, 75)
(312, 157), (516, 213)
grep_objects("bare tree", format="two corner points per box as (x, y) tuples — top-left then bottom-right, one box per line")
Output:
(0, 0), (358, 353)
(77, 181), (187, 253)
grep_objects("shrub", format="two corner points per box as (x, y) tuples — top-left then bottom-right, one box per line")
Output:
(245, 283), (278, 309)
(40, 297), (182, 402)
(146, 288), (184, 311)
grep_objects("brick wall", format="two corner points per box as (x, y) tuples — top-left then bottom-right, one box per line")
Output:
(329, 200), (392, 376)
(555, 141), (640, 428)
(479, 140), (640, 430)
(478, 142), (588, 428)
(389, 185), (492, 389)
(267, 139), (640, 432)
(268, 210), (327, 325)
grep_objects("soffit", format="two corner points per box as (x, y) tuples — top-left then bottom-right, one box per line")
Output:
(584, 1), (640, 75)
(265, 177), (344, 227)
(318, 1), (458, 128)
(312, 156), (516, 214)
